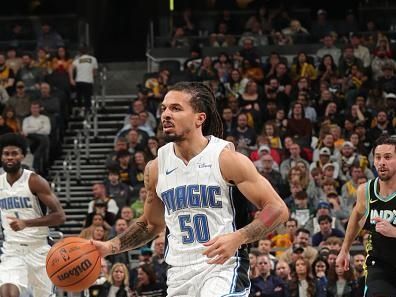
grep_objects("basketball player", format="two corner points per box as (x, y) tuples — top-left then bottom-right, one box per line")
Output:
(94, 82), (289, 296)
(336, 135), (396, 297)
(0, 133), (66, 297)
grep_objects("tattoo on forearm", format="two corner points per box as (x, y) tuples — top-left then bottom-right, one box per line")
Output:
(116, 221), (157, 253)
(240, 205), (286, 244)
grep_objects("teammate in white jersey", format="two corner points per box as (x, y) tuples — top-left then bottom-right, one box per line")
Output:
(0, 133), (65, 297)
(94, 82), (289, 296)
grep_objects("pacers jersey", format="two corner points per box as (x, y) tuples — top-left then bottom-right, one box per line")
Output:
(0, 169), (49, 244)
(363, 177), (396, 268)
(156, 136), (237, 266)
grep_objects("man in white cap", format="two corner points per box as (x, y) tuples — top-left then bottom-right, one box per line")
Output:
(339, 141), (373, 181)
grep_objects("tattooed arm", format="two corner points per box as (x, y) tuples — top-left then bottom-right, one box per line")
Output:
(93, 159), (166, 256)
(203, 149), (288, 264)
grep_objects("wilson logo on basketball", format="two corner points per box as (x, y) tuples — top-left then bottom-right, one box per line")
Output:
(57, 259), (92, 281)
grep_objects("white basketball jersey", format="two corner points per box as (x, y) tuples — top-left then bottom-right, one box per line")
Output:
(0, 170), (49, 244)
(156, 136), (236, 266)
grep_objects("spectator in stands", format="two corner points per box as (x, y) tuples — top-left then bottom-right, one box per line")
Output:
(288, 256), (320, 296)
(197, 57), (216, 82)
(245, 4), (271, 33)
(271, 218), (298, 257)
(85, 198), (116, 229)
(126, 99), (157, 130)
(135, 264), (166, 297)
(0, 115), (13, 136)
(304, 201), (345, 235)
(280, 142), (309, 180)
(307, 167), (325, 202)
(92, 225), (108, 241)
(38, 82), (61, 132)
(239, 18), (268, 47)
(311, 9), (334, 40)
(16, 53), (42, 98)
(129, 150), (146, 191)
(115, 150), (135, 187)
(338, 45), (364, 77)
(250, 254), (289, 297)
(2, 106), (21, 133)
(241, 59), (264, 84)
(144, 69), (169, 99)
(80, 213), (110, 239)
(69, 46), (98, 114)
(312, 257), (329, 297)
(107, 218), (130, 266)
(258, 154), (285, 197)
(290, 53), (317, 82)
(119, 206), (135, 227)
(296, 91), (317, 124)
(151, 234), (168, 287)
(209, 21), (236, 47)
(0, 53), (15, 96)
(88, 183), (119, 215)
(131, 186), (146, 218)
(264, 78), (290, 111)
(286, 102), (312, 147)
(377, 63), (396, 94)
(5, 47), (22, 74)
(368, 110), (395, 140)
(281, 228), (318, 265)
(170, 26), (190, 48)
(350, 33), (371, 69)
(232, 112), (257, 156)
(316, 34), (342, 66)
(261, 120), (282, 149)
(174, 8), (197, 36)
(34, 48), (52, 77)
(5, 23), (31, 47)
(371, 49), (396, 81)
(117, 113), (150, 145)
(238, 80), (262, 126)
(50, 46), (72, 96)
(98, 263), (133, 297)
(104, 169), (133, 209)
(22, 101), (50, 175)
(318, 55), (339, 83)
(238, 37), (261, 65)
(106, 137), (128, 169)
(326, 263), (358, 297)
(36, 22), (64, 53)
(290, 190), (315, 227)
(311, 215), (344, 247)
(282, 19), (310, 44)
(7, 80), (31, 120)
(249, 251), (259, 279)
(275, 260), (292, 283)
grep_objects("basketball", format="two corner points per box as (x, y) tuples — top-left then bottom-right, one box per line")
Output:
(46, 237), (101, 292)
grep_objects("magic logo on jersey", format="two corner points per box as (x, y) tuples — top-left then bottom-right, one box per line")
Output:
(0, 196), (32, 210)
(369, 209), (396, 225)
(161, 185), (222, 215)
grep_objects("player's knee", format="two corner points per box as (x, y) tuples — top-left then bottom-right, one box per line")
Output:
(0, 283), (20, 297)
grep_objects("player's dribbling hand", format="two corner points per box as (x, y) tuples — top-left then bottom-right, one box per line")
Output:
(6, 216), (27, 231)
(91, 240), (114, 257)
(202, 232), (243, 265)
(336, 250), (350, 271)
(373, 217), (396, 237)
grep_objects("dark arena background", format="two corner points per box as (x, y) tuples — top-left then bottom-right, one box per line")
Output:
(0, 0), (395, 296)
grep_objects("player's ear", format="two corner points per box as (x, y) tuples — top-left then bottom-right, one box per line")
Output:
(196, 112), (206, 127)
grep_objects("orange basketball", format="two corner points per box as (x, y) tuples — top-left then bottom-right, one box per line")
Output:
(46, 237), (101, 292)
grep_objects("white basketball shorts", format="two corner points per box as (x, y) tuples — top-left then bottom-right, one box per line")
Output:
(0, 241), (55, 297)
(167, 255), (250, 297)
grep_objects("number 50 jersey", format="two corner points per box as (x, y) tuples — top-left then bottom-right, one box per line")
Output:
(156, 136), (239, 266)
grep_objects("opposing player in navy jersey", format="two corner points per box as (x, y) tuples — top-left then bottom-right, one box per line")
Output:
(0, 133), (65, 297)
(337, 135), (396, 297)
(94, 82), (289, 297)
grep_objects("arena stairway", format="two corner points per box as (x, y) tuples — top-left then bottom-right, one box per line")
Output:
(49, 95), (133, 236)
